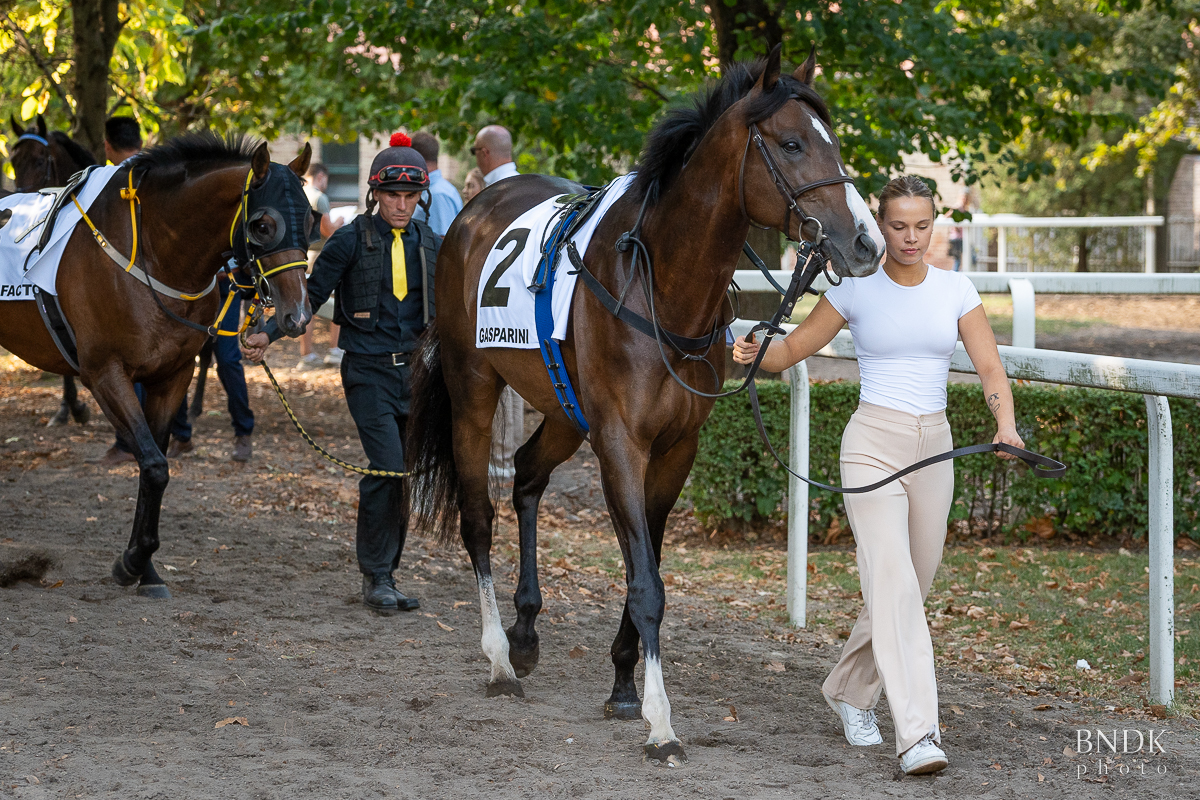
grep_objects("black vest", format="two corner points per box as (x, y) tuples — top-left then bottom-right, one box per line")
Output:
(336, 214), (440, 331)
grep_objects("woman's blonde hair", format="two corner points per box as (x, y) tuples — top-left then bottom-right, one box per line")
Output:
(877, 175), (936, 220)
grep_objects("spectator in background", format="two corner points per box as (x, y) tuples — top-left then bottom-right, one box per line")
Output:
(410, 132), (462, 237)
(299, 162), (345, 369)
(473, 125), (519, 187)
(472, 124), (522, 480)
(462, 168), (485, 204)
(103, 117), (141, 164)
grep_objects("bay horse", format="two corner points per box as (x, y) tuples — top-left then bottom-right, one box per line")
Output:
(0, 132), (313, 597)
(9, 114), (98, 426)
(408, 46), (883, 761)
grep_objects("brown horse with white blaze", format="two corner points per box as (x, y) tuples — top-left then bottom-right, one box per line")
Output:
(408, 46), (882, 761)
(0, 132), (313, 597)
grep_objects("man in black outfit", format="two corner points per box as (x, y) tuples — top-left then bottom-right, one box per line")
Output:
(241, 133), (439, 614)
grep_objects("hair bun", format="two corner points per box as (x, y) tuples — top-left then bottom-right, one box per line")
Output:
(389, 132), (412, 147)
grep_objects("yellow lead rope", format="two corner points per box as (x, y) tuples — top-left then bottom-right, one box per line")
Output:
(255, 356), (410, 478)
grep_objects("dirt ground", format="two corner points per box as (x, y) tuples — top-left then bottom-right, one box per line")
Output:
(2, 318), (1199, 799)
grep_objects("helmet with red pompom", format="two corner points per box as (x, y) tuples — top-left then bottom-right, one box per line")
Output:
(367, 131), (428, 191)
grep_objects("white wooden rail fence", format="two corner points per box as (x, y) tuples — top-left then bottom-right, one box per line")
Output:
(728, 319), (1194, 706)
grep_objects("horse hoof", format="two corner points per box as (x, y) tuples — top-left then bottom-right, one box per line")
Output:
(71, 404), (91, 425)
(47, 405), (70, 427)
(604, 700), (642, 720)
(644, 740), (687, 764)
(509, 645), (540, 679)
(485, 678), (525, 698)
(136, 583), (172, 600)
(111, 555), (141, 587)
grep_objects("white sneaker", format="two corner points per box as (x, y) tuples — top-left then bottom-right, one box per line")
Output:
(323, 347), (344, 367)
(823, 692), (883, 746)
(901, 734), (948, 775)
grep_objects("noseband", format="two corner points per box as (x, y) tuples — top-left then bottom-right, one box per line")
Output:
(738, 121), (855, 246)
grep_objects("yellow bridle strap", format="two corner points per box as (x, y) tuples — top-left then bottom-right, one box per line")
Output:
(119, 171), (139, 271)
(258, 259), (307, 279)
(230, 169), (252, 249)
(209, 287), (240, 336)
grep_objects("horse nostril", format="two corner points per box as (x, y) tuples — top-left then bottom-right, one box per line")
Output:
(853, 231), (877, 261)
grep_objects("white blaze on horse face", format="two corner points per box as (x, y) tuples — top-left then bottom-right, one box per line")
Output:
(478, 575), (517, 684)
(809, 113), (834, 145)
(641, 656), (679, 744)
(845, 183), (885, 253)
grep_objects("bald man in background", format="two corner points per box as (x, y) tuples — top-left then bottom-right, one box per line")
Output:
(472, 124), (523, 480)
(473, 125), (520, 187)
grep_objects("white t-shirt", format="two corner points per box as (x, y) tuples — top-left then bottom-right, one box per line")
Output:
(824, 266), (982, 415)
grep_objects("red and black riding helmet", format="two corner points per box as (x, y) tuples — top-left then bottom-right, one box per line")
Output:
(367, 132), (429, 192)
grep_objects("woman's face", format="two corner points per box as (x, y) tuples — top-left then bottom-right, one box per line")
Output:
(463, 175), (484, 202)
(879, 195), (935, 267)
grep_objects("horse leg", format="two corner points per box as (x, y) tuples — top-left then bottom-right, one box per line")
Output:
(593, 430), (687, 762)
(188, 340), (214, 421)
(87, 366), (191, 599)
(506, 418), (584, 678)
(48, 375), (89, 426)
(604, 435), (698, 724)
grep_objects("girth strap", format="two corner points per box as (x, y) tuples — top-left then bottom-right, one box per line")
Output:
(568, 243), (727, 351)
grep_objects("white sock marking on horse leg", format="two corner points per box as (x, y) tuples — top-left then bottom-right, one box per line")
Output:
(478, 576), (517, 684)
(641, 656), (678, 745)
(845, 183), (885, 252)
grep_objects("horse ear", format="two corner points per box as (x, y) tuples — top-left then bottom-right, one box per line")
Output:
(11, 115), (24, 137)
(794, 46), (818, 86)
(762, 43), (782, 92)
(250, 141), (271, 186)
(35, 114), (47, 137)
(288, 142), (312, 178)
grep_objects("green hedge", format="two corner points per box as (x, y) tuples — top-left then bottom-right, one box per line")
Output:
(685, 380), (1200, 541)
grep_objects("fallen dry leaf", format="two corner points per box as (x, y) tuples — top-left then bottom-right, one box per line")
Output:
(436, 621), (455, 632)
(453, 601), (471, 608)
(723, 704), (739, 723)
(1009, 620), (1031, 630)
(1034, 704), (1053, 711)
(1148, 704), (1169, 719)
(214, 716), (248, 729)
(67, 616), (76, 624)
(764, 661), (785, 673)
(568, 645), (588, 659)
(949, 705), (963, 716)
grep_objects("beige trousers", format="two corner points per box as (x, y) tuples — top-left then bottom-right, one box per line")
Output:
(821, 402), (954, 755)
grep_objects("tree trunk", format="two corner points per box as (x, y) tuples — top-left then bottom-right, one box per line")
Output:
(709, 0), (784, 67)
(1076, 228), (1089, 272)
(70, 0), (123, 161)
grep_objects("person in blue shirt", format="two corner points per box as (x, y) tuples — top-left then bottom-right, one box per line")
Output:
(241, 133), (440, 615)
(409, 131), (463, 236)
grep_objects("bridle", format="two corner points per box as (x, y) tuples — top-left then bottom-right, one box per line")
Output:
(225, 169), (309, 309)
(13, 133), (56, 192)
(738, 121), (856, 250)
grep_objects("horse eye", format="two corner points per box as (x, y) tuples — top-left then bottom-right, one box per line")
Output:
(783, 141), (802, 153)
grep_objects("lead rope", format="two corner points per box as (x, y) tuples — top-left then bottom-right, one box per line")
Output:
(245, 333), (410, 478)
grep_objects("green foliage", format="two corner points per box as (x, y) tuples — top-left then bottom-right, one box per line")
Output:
(688, 380), (1200, 542)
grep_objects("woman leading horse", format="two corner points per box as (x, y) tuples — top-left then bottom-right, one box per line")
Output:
(407, 45), (882, 762)
(0, 132), (313, 598)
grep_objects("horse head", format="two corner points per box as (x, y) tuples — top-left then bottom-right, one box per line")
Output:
(738, 45), (882, 278)
(237, 141), (314, 338)
(10, 114), (53, 192)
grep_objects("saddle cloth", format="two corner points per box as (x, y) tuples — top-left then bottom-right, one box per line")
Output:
(0, 164), (121, 300)
(475, 173), (635, 349)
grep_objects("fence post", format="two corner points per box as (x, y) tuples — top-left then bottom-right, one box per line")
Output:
(997, 227), (1008, 273)
(1145, 394), (1175, 706)
(1145, 224), (1157, 274)
(787, 361), (810, 627)
(1008, 278), (1036, 349)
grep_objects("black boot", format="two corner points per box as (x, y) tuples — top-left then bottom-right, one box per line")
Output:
(362, 573), (420, 614)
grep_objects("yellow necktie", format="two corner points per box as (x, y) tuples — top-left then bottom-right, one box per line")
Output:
(392, 228), (408, 301)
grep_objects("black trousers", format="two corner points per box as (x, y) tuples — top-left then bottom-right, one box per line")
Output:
(341, 352), (411, 576)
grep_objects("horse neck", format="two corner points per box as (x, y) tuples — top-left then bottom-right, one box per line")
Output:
(140, 164), (248, 290)
(639, 116), (751, 336)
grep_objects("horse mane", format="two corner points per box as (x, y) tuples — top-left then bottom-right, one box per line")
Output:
(132, 131), (261, 174)
(632, 59), (832, 205)
(48, 131), (96, 168)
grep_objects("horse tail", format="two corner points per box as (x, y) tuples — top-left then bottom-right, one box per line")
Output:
(407, 320), (461, 544)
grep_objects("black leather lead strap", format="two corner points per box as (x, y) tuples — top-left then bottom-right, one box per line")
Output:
(747, 379), (1067, 494)
(568, 243), (726, 351)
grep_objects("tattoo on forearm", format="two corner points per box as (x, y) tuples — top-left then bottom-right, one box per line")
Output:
(987, 392), (1001, 416)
